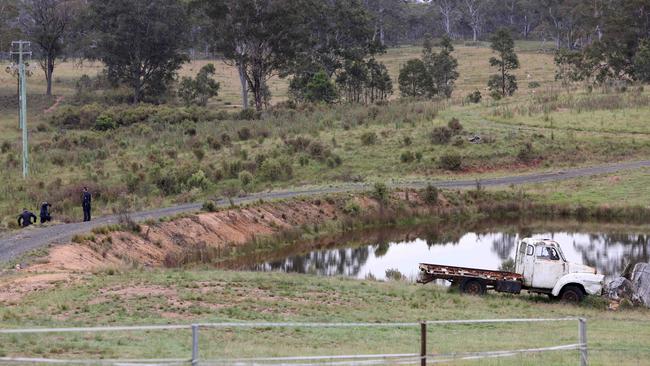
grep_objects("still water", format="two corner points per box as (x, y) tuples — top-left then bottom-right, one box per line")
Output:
(243, 224), (650, 281)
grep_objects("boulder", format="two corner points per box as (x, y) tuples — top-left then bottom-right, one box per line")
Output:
(606, 277), (636, 301)
(631, 263), (650, 308)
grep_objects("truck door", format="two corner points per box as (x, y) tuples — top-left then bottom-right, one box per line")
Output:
(531, 245), (566, 289)
(517, 243), (535, 287)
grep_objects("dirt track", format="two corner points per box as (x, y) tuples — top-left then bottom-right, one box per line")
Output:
(1, 160), (649, 264)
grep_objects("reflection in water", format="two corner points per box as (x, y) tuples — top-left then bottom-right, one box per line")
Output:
(247, 227), (650, 281)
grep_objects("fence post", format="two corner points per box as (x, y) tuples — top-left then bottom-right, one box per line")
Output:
(192, 324), (199, 366)
(579, 318), (588, 366)
(420, 321), (427, 366)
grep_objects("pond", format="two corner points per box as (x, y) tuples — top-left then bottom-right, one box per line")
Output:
(229, 221), (650, 281)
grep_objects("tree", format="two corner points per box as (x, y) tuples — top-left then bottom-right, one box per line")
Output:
(18, 0), (76, 96)
(199, 0), (379, 110)
(463, 0), (484, 42)
(88, 0), (189, 103)
(430, 36), (459, 97)
(488, 28), (519, 98)
(398, 59), (428, 97)
(634, 39), (650, 82)
(303, 70), (338, 104)
(0, 1), (21, 52)
(365, 58), (392, 102)
(433, 0), (457, 36)
(178, 63), (220, 106)
(336, 60), (368, 103)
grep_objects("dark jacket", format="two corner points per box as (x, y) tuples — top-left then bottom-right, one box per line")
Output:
(40, 202), (51, 218)
(18, 210), (37, 227)
(82, 191), (92, 207)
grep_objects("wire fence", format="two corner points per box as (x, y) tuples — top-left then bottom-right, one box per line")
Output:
(0, 318), (587, 366)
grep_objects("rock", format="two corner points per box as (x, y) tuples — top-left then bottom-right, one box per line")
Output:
(631, 263), (650, 308)
(606, 277), (635, 301)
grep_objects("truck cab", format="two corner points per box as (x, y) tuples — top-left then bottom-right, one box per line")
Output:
(514, 238), (605, 301)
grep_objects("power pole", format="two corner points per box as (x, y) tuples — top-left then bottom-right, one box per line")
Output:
(10, 40), (31, 179)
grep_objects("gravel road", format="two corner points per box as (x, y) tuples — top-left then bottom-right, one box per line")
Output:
(1, 160), (648, 264)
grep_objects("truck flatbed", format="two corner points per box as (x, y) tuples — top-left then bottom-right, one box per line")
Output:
(417, 263), (524, 295)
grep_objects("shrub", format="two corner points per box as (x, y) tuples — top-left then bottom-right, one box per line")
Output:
(193, 147), (205, 161)
(400, 151), (415, 163)
(430, 126), (452, 145)
(385, 268), (405, 281)
(299, 155), (310, 166)
(423, 184), (439, 204)
(206, 136), (221, 151)
(517, 142), (537, 163)
(415, 151), (423, 162)
(528, 81), (541, 89)
(258, 158), (292, 181)
(187, 170), (209, 190)
(452, 136), (465, 147)
(239, 170), (253, 187)
(94, 114), (116, 131)
(499, 258), (515, 272)
(343, 200), (361, 216)
(326, 154), (342, 168)
(220, 133), (232, 146)
(372, 182), (389, 203)
(237, 127), (252, 141)
(308, 141), (328, 159)
(360, 131), (378, 145)
(238, 108), (258, 120)
(448, 118), (463, 134)
(439, 153), (462, 171)
(202, 200), (218, 212)
(467, 90), (482, 103)
(1, 141), (11, 154)
(403, 136), (412, 146)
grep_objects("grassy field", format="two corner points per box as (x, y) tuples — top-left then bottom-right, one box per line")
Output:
(1, 41), (649, 228)
(0, 269), (648, 365)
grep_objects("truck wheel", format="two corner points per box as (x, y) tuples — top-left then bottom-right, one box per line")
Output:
(460, 279), (486, 296)
(560, 285), (585, 303)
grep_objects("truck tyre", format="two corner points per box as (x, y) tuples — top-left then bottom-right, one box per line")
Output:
(460, 279), (486, 296)
(560, 285), (585, 303)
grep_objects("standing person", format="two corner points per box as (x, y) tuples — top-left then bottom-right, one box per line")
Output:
(17, 208), (37, 228)
(82, 187), (92, 222)
(40, 202), (52, 224)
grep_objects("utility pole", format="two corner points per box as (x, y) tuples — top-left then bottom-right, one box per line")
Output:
(10, 40), (31, 178)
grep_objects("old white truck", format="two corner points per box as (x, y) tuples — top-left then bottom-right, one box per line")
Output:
(418, 238), (605, 302)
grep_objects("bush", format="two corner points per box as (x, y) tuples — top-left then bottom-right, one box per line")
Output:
(430, 126), (452, 145)
(402, 136), (412, 146)
(202, 200), (218, 212)
(528, 81), (541, 89)
(193, 148), (205, 161)
(94, 114), (116, 131)
(452, 136), (465, 147)
(360, 131), (378, 145)
(187, 170), (209, 190)
(239, 170), (253, 187)
(385, 268), (405, 281)
(372, 182), (389, 203)
(415, 151), (423, 162)
(308, 141), (328, 160)
(1, 141), (11, 154)
(423, 184), (439, 204)
(517, 142), (537, 163)
(326, 154), (343, 168)
(343, 200), (361, 216)
(467, 90), (482, 103)
(448, 118), (463, 134)
(258, 158), (293, 181)
(299, 155), (310, 166)
(439, 153), (462, 171)
(400, 151), (415, 163)
(238, 127), (252, 141)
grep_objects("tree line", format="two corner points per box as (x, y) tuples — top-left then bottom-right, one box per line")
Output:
(1, 0), (649, 110)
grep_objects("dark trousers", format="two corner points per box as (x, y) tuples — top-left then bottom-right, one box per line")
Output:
(83, 204), (91, 222)
(40, 215), (51, 224)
